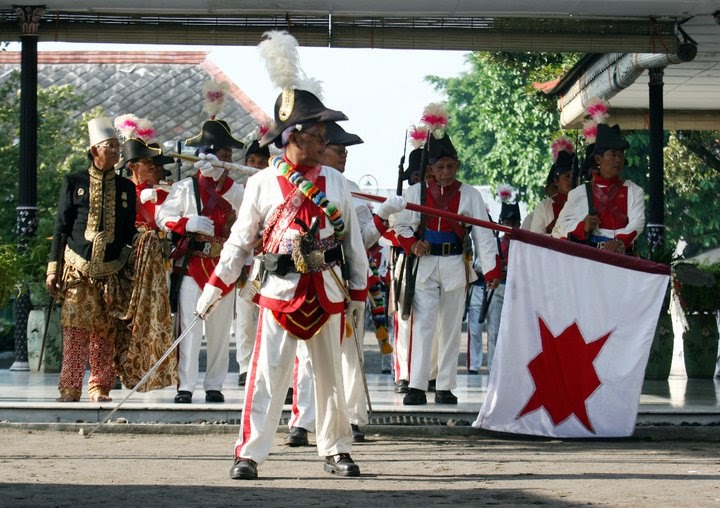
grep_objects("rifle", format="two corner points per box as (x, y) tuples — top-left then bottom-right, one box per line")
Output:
(400, 139), (430, 320)
(396, 129), (408, 196)
(38, 232), (66, 371)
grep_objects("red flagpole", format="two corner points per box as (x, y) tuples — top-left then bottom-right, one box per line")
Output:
(351, 191), (513, 235)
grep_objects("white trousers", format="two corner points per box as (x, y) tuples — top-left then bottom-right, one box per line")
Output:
(290, 305), (369, 430)
(290, 341), (316, 431)
(234, 309), (352, 464)
(234, 294), (258, 375)
(177, 276), (233, 393)
(408, 268), (465, 392)
(393, 312), (411, 382)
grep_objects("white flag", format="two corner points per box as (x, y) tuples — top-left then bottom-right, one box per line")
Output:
(474, 230), (669, 438)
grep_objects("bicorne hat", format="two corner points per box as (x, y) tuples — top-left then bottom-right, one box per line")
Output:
(185, 119), (245, 150)
(325, 122), (363, 147)
(115, 138), (161, 172)
(427, 133), (458, 163)
(260, 89), (348, 148)
(593, 123), (629, 154)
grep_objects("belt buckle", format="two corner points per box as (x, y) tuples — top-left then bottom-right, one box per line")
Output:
(442, 242), (451, 256)
(202, 242), (211, 256)
(306, 250), (325, 270)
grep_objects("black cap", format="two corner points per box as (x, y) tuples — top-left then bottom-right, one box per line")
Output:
(260, 89), (348, 148)
(427, 133), (458, 163)
(185, 119), (245, 150)
(594, 123), (629, 154)
(402, 148), (424, 182)
(325, 122), (363, 147)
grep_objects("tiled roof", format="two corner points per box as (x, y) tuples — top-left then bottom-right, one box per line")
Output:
(0, 51), (270, 169)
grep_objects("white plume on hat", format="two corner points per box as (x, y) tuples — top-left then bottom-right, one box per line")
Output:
(420, 102), (449, 139)
(258, 30), (323, 99)
(202, 80), (230, 119)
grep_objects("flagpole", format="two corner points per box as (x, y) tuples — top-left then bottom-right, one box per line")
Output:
(351, 191), (513, 235)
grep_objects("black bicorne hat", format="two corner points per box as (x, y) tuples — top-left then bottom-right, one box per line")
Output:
(147, 142), (175, 166)
(244, 139), (271, 160)
(325, 122), (363, 147)
(499, 202), (521, 223)
(260, 89), (348, 148)
(427, 133), (458, 163)
(593, 123), (629, 154)
(185, 119), (245, 150)
(401, 148), (424, 182)
(546, 150), (575, 186)
(115, 138), (162, 172)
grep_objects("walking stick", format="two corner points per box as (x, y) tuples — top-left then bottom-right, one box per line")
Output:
(351, 310), (373, 415)
(37, 297), (54, 371)
(82, 315), (201, 438)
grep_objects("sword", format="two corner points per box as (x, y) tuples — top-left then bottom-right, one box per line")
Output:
(82, 315), (201, 438)
(351, 309), (373, 415)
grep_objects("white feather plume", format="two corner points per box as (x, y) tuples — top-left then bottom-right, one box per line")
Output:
(202, 80), (229, 119)
(258, 30), (303, 91)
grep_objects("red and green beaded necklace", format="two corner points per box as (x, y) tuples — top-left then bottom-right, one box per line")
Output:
(271, 155), (345, 240)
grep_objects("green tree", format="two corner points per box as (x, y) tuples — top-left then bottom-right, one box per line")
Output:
(0, 70), (92, 292)
(430, 52), (719, 257)
(428, 52), (581, 204)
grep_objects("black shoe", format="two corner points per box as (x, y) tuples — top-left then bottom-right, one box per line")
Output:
(230, 458), (258, 480)
(113, 376), (122, 390)
(351, 424), (365, 443)
(285, 387), (294, 405)
(403, 388), (427, 405)
(435, 390), (458, 404)
(467, 370), (479, 375)
(324, 453), (360, 477)
(174, 390), (192, 404)
(394, 379), (409, 394)
(205, 390), (225, 403)
(427, 379), (436, 392)
(381, 369), (391, 374)
(238, 372), (247, 386)
(284, 426), (309, 447)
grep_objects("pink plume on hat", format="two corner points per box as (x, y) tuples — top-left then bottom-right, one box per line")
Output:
(551, 136), (575, 162)
(582, 119), (598, 144)
(135, 117), (156, 142)
(408, 124), (429, 149)
(420, 102), (448, 137)
(586, 96), (609, 123)
(497, 183), (516, 204)
(258, 123), (270, 138)
(114, 114), (139, 140)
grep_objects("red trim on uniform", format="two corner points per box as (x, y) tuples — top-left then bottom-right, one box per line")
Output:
(483, 255), (503, 282)
(236, 307), (264, 459)
(289, 355), (300, 427)
(207, 274), (232, 295)
(349, 288), (369, 302)
(570, 221), (587, 242)
(166, 216), (189, 236)
(397, 235), (417, 254)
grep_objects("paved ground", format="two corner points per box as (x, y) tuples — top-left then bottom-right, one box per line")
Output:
(1, 425), (719, 507)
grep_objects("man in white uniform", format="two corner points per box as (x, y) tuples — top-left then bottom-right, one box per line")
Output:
(393, 133), (501, 405)
(196, 88), (369, 480)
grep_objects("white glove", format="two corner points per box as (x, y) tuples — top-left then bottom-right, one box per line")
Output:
(345, 300), (366, 332)
(377, 195), (407, 220)
(195, 284), (223, 319)
(194, 153), (224, 180)
(139, 188), (158, 204)
(185, 215), (215, 236)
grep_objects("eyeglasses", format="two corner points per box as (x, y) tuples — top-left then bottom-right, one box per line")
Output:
(96, 142), (120, 151)
(326, 146), (348, 156)
(299, 130), (327, 145)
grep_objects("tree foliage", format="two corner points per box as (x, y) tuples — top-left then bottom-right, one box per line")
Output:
(428, 52), (581, 204)
(0, 71), (93, 291)
(429, 51), (719, 256)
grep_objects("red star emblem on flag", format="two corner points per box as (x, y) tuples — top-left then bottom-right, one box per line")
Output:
(518, 317), (611, 433)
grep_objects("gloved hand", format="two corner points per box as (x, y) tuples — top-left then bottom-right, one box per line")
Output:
(376, 195), (406, 220)
(195, 284), (223, 319)
(345, 300), (366, 334)
(185, 215), (215, 236)
(194, 153), (224, 180)
(139, 188), (158, 204)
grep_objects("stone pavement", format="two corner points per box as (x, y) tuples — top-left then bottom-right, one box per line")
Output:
(0, 425), (719, 507)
